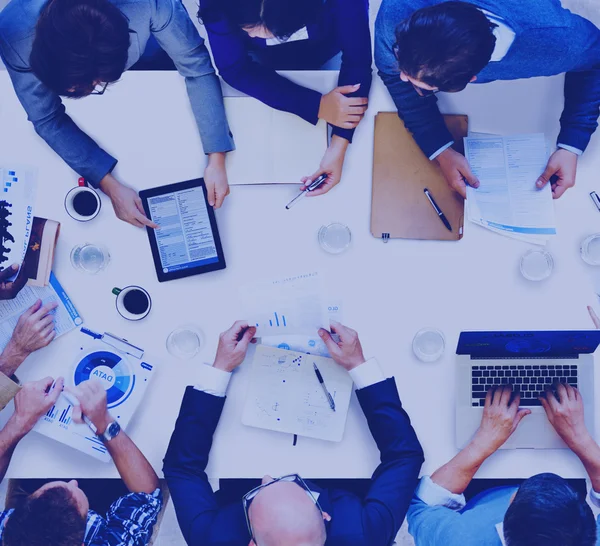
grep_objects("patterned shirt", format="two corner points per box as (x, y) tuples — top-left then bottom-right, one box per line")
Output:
(0, 488), (162, 545)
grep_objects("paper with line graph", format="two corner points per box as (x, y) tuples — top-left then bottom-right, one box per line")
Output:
(240, 272), (330, 337)
(0, 165), (36, 277)
(242, 345), (353, 442)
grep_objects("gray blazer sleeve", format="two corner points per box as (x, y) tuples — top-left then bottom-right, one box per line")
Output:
(0, 37), (117, 187)
(150, 0), (235, 154)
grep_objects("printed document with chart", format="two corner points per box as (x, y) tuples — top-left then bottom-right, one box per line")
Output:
(464, 134), (556, 244)
(242, 345), (353, 441)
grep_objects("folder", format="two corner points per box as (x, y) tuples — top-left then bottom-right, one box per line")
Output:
(371, 113), (468, 241)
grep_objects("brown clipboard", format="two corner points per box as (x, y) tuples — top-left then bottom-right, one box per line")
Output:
(371, 113), (468, 241)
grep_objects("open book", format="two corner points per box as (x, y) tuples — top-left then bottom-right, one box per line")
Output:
(23, 217), (60, 287)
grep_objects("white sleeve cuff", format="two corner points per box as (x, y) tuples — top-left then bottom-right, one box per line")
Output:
(429, 141), (454, 161)
(557, 143), (583, 156)
(349, 358), (386, 390)
(194, 364), (232, 397)
(590, 488), (600, 508)
(415, 476), (466, 510)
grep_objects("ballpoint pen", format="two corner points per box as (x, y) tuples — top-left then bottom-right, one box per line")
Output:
(424, 188), (452, 232)
(60, 390), (98, 434)
(313, 362), (336, 411)
(285, 173), (329, 210)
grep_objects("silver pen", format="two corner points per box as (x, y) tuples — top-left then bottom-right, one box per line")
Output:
(313, 363), (336, 411)
(285, 174), (329, 210)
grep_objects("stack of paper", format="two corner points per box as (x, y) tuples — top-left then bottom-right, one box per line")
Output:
(464, 133), (556, 244)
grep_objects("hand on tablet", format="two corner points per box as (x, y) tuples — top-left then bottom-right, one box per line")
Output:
(99, 174), (158, 229)
(204, 152), (230, 209)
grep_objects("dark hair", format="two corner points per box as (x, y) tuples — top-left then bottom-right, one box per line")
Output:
(200, 0), (323, 40)
(30, 0), (130, 98)
(504, 473), (597, 546)
(393, 1), (496, 92)
(3, 485), (86, 546)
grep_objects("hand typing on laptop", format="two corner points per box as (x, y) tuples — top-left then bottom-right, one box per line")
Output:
(407, 383), (600, 546)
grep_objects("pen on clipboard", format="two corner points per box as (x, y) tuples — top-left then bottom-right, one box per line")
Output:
(313, 363), (336, 411)
(60, 390), (97, 434)
(591, 192), (600, 213)
(285, 174), (328, 210)
(424, 188), (452, 232)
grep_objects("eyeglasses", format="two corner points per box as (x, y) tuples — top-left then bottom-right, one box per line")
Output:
(90, 82), (109, 95)
(242, 474), (322, 543)
(411, 83), (440, 98)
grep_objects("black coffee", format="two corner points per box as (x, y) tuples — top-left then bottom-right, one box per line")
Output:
(73, 191), (98, 217)
(123, 289), (150, 315)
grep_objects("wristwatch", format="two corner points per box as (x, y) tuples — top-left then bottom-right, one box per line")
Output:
(97, 421), (121, 443)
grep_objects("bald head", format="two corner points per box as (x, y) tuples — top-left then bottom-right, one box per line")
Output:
(249, 480), (326, 546)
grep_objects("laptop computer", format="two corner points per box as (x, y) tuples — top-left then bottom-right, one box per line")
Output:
(455, 331), (600, 449)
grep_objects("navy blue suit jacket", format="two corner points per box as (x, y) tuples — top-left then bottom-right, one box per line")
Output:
(163, 378), (424, 546)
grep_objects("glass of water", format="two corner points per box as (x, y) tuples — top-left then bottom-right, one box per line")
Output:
(520, 249), (554, 281)
(413, 328), (445, 363)
(166, 326), (204, 360)
(70, 243), (110, 274)
(581, 234), (600, 265)
(318, 223), (352, 254)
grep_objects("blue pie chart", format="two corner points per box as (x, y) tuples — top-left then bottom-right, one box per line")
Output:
(74, 350), (135, 408)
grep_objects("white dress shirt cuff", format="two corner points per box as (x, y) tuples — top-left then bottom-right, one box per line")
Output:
(557, 143), (583, 156)
(590, 488), (600, 508)
(415, 476), (467, 510)
(429, 141), (454, 161)
(194, 364), (232, 397)
(348, 358), (386, 390)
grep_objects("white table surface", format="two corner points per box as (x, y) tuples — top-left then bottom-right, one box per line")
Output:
(0, 70), (599, 480)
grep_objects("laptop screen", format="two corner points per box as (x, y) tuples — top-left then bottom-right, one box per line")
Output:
(457, 331), (600, 358)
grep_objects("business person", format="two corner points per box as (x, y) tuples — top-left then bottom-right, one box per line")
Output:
(407, 384), (600, 545)
(199, 0), (372, 197)
(375, 0), (600, 199)
(0, 299), (58, 410)
(0, 0), (234, 224)
(0, 265), (27, 301)
(164, 320), (424, 545)
(0, 379), (162, 545)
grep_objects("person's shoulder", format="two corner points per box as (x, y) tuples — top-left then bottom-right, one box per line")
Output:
(376, 0), (425, 27)
(0, 0), (42, 44)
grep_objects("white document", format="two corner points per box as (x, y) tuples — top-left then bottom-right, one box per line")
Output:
(0, 272), (82, 350)
(0, 165), (37, 276)
(242, 345), (353, 441)
(241, 272), (330, 337)
(261, 301), (344, 357)
(224, 97), (327, 185)
(464, 134), (556, 243)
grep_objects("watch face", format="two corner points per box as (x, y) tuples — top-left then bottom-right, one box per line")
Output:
(106, 422), (121, 439)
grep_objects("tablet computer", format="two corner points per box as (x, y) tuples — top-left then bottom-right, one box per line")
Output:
(139, 179), (226, 282)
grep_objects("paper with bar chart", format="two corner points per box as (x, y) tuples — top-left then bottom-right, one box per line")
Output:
(241, 272), (330, 337)
(36, 394), (111, 462)
(0, 165), (37, 275)
(242, 345), (353, 441)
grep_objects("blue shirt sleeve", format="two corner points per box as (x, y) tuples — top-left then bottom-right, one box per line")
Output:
(330, 0), (373, 143)
(557, 13), (600, 153)
(150, 0), (234, 155)
(374, 0), (457, 158)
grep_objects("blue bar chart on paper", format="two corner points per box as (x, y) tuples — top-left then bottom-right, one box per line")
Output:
(242, 273), (330, 337)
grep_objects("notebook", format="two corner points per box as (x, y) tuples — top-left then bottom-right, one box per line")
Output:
(224, 97), (328, 185)
(371, 113), (468, 241)
(242, 345), (353, 442)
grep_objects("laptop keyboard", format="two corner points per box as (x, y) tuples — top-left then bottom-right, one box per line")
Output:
(471, 363), (578, 407)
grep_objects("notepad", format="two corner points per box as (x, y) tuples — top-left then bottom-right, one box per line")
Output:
(224, 97), (328, 185)
(242, 345), (353, 442)
(464, 133), (556, 244)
